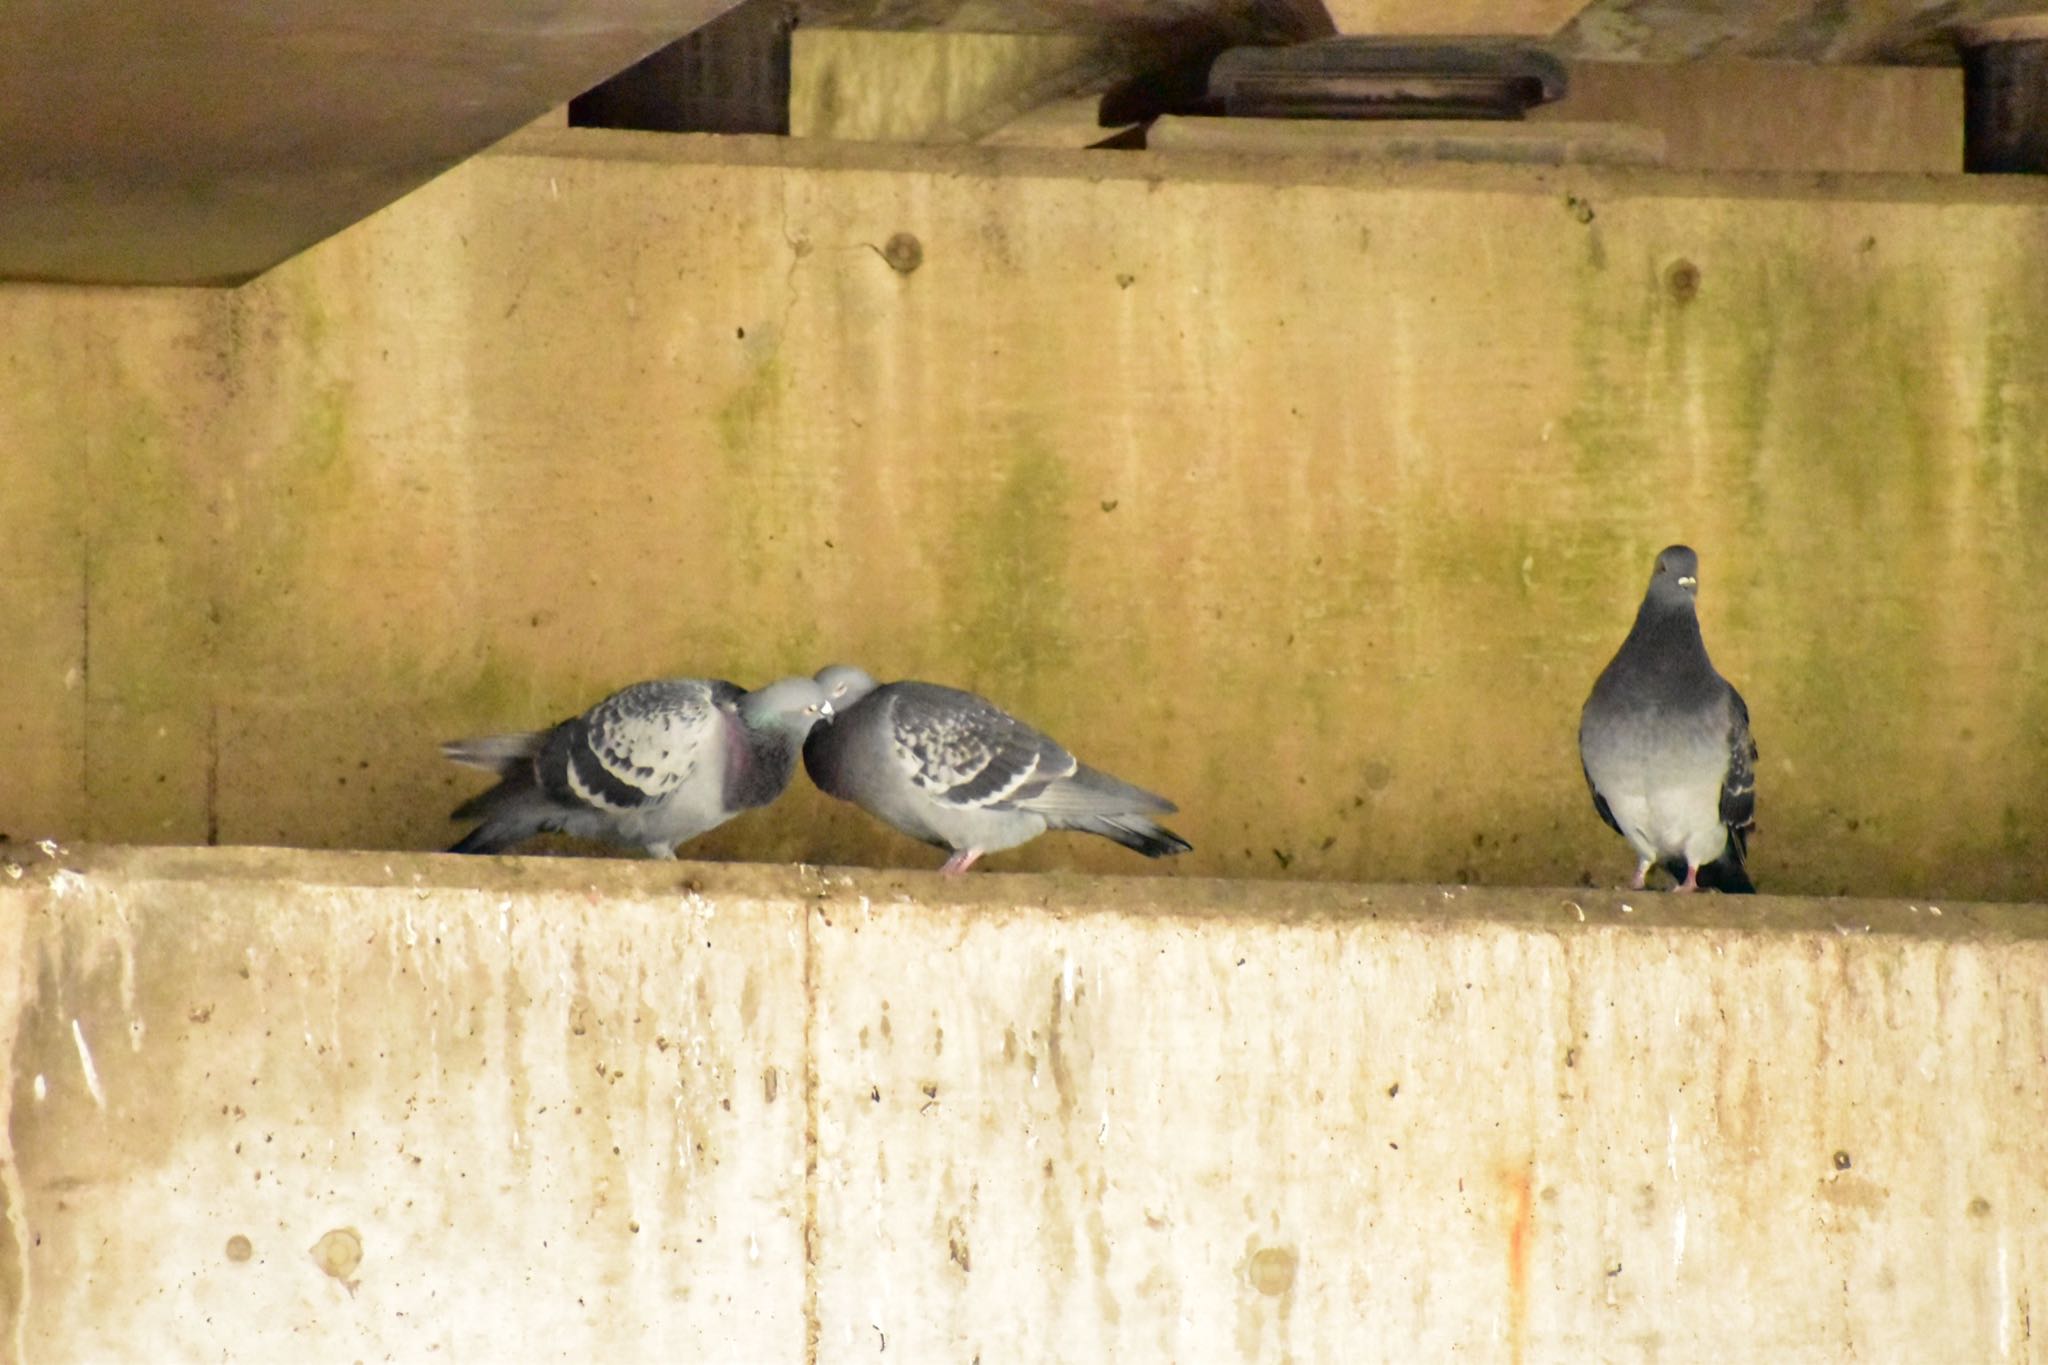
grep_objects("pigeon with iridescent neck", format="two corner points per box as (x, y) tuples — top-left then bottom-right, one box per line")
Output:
(1578, 545), (1757, 893)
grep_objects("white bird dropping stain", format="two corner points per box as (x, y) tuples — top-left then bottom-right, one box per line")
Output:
(70, 1019), (105, 1108)
(1061, 952), (1076, 1005)
(1998, 1238), (2011, 1356)
(32, 1074), (45, 1102)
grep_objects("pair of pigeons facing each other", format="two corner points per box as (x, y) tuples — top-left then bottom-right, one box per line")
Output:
(443, 544), (1754, 893)
(443, 667), (1190, 873)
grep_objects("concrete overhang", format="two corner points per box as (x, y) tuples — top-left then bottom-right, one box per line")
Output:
(0, 0), (744, 286)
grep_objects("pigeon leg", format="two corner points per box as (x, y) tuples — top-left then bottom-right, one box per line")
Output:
(1630, 859), (1650, 891)
(1676, 863), (1700, 893)
(939, 848), (984, 875)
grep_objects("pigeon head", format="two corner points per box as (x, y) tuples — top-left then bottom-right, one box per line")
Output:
(738, 676), (835, 736)
(813, 665), (879, 709)
(1649, 545), (1701, 604)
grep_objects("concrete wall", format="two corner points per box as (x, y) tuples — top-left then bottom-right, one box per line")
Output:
(3, 844), (2044, 1360)
(2, 131), (2047, 898)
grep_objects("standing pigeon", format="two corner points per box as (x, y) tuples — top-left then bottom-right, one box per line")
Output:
(442, 675), (833, 857)
(1578, 545), (1757, 893)
(804, 666), (1191, 873)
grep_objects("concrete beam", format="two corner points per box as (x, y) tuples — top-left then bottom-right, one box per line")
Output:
(1551, 0), (2026, 65)
(3, 844), (2043, 1358)
(1321, 0), (1590, 37)
(977, 96), (1135, 149)
(1529, 59), (1963, 173)
(790, 29), (1117, 142)
(1147, 114), (1667, 165)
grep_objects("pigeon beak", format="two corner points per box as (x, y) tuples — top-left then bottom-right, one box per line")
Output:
(1677, 575), (1698, 590)
(818, 700), (835, 721)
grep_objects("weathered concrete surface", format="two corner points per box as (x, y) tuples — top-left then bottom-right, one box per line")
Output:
(3, 845), (2045, 1361)
(1529, 60), (1963, 172)
(2, 134), (2047, 900)
(0, 844), (809, 1361)
(790, 29), (1113, 142)
(1147, 114), (1669, 165)
(0, 0), (746, 285)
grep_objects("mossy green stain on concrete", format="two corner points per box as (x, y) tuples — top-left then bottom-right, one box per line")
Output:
(1975, 259), (2048, 562)
(942, 432), (1074, 718)
(1716, 261), (1781, 515)
(1720, 249), (2022, 895)
(88, 398), (183, 579)
(713, 351), (792, 607)
(446, 648), (550, 726)
(278, 263), (333, 358)
(299, 382), (349, 476)
(703, 348), (844, 686)
(87, 397), (215, 713)
(1559, 244), (1658, 487)
(1536, 211), (2048, 897)
(215, 381), (357, 673)
(1979, 323), (2015, 468)
(715, 353), (784, 462)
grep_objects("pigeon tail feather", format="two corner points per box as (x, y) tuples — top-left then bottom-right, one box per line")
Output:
(1024, 763), (1178, 817)
(1693, 840), (1755, 894)
(448, 823), (517, 856)
(448, 770), (538, 823)
(1069, 813), (1191, 858)
(442, 731), (547, 776)
(447, 796), (555, 855)
(1658, 838), (1754, 895)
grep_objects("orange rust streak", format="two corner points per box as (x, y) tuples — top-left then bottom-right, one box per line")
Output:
(1504, 1164), (1533, 1365)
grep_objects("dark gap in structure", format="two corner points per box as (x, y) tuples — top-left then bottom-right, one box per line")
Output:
(571, 0), (797, 135)
(1961, 25), (2048, 173)
(1099, 55), (1224, 127)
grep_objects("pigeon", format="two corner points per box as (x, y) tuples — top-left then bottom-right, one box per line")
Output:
(443, 675), (834, 857)
(804, 666), (1191, 873)
(1578, 545), (1757, 893)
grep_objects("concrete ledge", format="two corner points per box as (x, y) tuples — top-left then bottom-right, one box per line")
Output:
(1146, 116), (1668, 168)
(493, 125), (2048, 208)
(3, 844), (2043, 1360)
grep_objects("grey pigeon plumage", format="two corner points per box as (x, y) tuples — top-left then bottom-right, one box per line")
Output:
(804, 666), (1191, 874)
(444, 675), (833, 858)
(1578, 545), (1757, 894)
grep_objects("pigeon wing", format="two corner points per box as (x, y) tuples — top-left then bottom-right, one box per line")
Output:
(1581, 757), (1624, 837)
(887, 684), (1078, 812)
(1720, 687), (1758, 837)
(536, 679), (723, 813)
